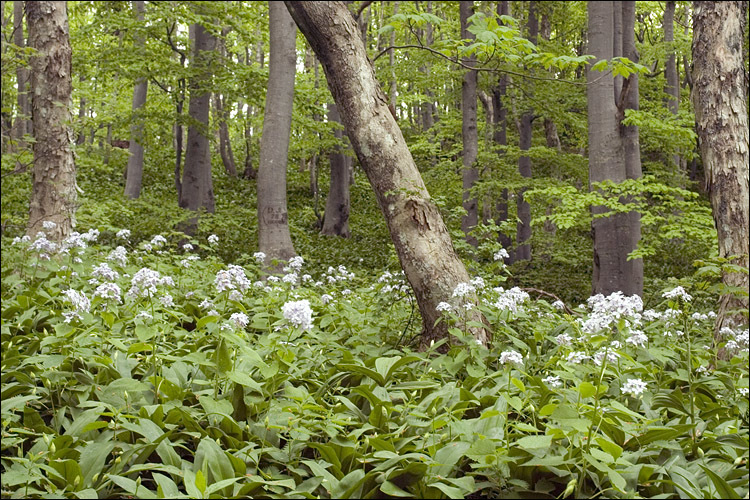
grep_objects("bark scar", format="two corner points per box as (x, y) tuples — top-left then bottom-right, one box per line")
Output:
(406, 199), (431, 233)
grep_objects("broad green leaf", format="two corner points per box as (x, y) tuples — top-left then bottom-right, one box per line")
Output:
(516, 434), (553, 449)
(380, 480), (412, 497)
(700, 465), (740, 499)
(578, 382), (596, 398)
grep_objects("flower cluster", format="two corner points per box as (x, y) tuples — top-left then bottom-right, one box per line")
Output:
(215, 265), (251, 294)
(499, 350), (523, 365)
(282, 299), (313, 330)
(622, 378), (647, 397)
(662, 286), (692, 302)
(107, 246), (128, 267)
(492, 287), (530, 314)
(452, 282), (475, 298)
(579, 291), (643, 334)
(493, 248), (510, 261)
(253, 252), (266, 264)
(230, 312), (249, 329)
(208, 234), (219, 245)
(92, 263), (119, 282)
(116, 229), (131, 240)
(436, 301), (452, 312)
(127, 268), (174, 299)
(93, 282), (122, 303)
(62, 289), (91, 322)
(543, 375), (562, 388)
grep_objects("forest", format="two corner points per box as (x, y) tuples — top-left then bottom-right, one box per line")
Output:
(0, 1), (748, 498)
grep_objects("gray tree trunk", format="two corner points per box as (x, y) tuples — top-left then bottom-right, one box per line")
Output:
(13, 1), (30, 149)
(516, 2), (538, 262)
(588, 0), (643, 296)
(321, 104), (351, 238)
(691, 1), (749, 350)
(460, 1), (479, 247)
(124, 0), (148, 199)
(179, 23), (216, 217)
(663, 1), (681, 169)
(494, 0), (512, 256)
(26, 1), (76, 241)
(258, 1), (297, 263)
(285, 1), (490, 349)
(216, 26), (237, 178)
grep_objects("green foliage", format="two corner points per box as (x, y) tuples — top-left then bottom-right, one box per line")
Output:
(2, 235), (748, 498)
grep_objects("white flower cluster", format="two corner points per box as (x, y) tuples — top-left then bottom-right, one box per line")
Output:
(116, 229), (131, 240)
(626, 329), (648, 348)
(180, 255), (200, 268)
(282, 299), (313, 330)
(230, 312), (249, 329)
(555, 333), (573, 346)
(127, 267), (174, 299)
(622, 378), (647, 397)
(30, 233), (58, 257)
(323, 265), (355, 284)
(493, 248), (510, 261)
(452, 282), (475, 298)
(542, 375), (562, 388)
(149, 235), (167, 248)
(552, 300), (565, 311)
(492, 287), (530, 314)
(92, 262), (119, 282)
(499, 350), (523, 365)
(662, 286), (692, 302)
(579, 292), (643, 334)
(160, 293), (175, 308)
(215, 265), (251, 294)
(208, 234), (219, 245)
(42, 220), (57, 230)
(62, 289), (91, 322)
(436, 301), (452, 312)
(378, 271), (410, 294)
(287, 256), (304, 271)
(470, 276), (486, 290)
(94, 282), (122, 303)
(320, 293), (333, 305)
(253, 252), (266, 264)
(107, 246), (128, 267)
(593, 348), (620, 366)
(566, 351), (590, 364)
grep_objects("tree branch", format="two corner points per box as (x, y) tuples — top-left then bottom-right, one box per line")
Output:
(355, 1), (374, 20)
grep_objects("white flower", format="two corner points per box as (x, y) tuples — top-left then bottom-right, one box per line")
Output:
(593, 348), (620, 366)
(116, 229), (131, 240)
(581, 292), (643, 334)
(63, 311), (82, 323)
(555, 333), (572, 346)
(282, 299), (313, 330)
(127, 267), (173, 299)
(160, 294), (175, 308)
(207, 310), (219, 317)
(30, 234), (58, 254)
(253, 251), (266, 263)
(436, 302), (452, 312)
(63, 289), (91, 313)
(626, 329), (648, 348)
(137, 311), (153, 320)
(622, 378), (647, 397)
(341, 289), (352, 296)
(282, 273), (298, 285)
(452, 282), (475, 298)
(93, 283), (122, 303)
(42, 220), (57, 230)
(663, 286), (691, 302)
(208, 234), (219, 245)
(552, 300), (565, 310)
(470, 276), (486, 289)
(230, 312), (249, 329)
(82, 229), (100, 242)
(321, 294), (333, 305)
(92, 262), (119, 282)
(267, 276), (280, 283)
(182, 243), (193, 251)
(107, 246), (128, 267)
(493, 287), (530, 314)
(494, 248), (510, 261)
(288, 256), (304, 270)
(543, 375), (562, 388)
(565, 351), (589, 364)
(151, 235), (167, 247)
(142, 243), (153, 252)
(228, 290), (242, 302)
(739, 388), (749, 397)
(215, 265), (251, 293)
(199, 299), (214, 309)
(499, 350), (523, 365)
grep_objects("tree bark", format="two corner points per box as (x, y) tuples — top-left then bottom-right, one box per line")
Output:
(588, 0), (643, 296)
(285, 1), (490, 349)
(321, 103), (351, 238)
(13, 0), (30, 149)
(494, 0), (512, 256)
(124, 0), (148, 199)
(179, 23), (216, 218)
(460, 1), (479, 247)
(26, 1), (76, 241)
(691, 1), (749, 348)
(258, 1), (297, 263)
(516, 1), (538, 262)
(216, 26), (237, 178)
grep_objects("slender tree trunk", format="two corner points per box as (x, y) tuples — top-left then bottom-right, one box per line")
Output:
(258, 1), (297, 263)
(179, 23), (216, 219)
(663, 0), (681, 168)
(460, 1), (479, 247)
(286, 1), (490, 349)
(216, 93), (237, 177)
(388, 2), (399, 109)
(691, 1), (749, 351)
(516, 2), (538, 262)
(588, 1), (643, 296)
(494, 0), (512, 256)
(321, 103), (351, 238)
(124, 0), (148, 199)
(26, 1), (76, 241)
(13, 1), (30, 149)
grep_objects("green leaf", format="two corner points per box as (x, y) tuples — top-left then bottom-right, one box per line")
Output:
(380, 480), (412, 497)
(578, 381), (596, 398)
(700, 465), (740, 499)
(152, 473), (181, 498)
(195, 469), (207, 495)
(79, 442), (115, 486)
(595, 437), (622, 461)
(515, 434), (553, 449)
(432, 441), (471, 477)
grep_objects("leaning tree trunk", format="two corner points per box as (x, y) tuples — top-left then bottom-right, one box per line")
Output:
(124, 0), (148, 199)
(691, 1), (749, 352)
(321, 103), (351, 237)
(26, 1), (76, 241)
(459, 1), (479, 248)
(179, 23), (216, 220)
(285, 1), (490, 349)
(587, 0), (643, 297)
(257, 1), (297, 263)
